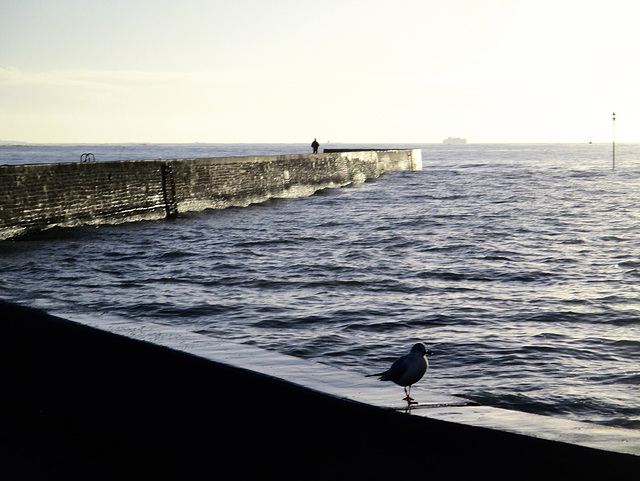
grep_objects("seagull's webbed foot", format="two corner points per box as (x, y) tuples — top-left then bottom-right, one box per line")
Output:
(403, 386), (415, 403)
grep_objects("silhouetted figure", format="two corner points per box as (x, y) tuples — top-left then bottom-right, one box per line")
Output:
(311, 138), (320, 153)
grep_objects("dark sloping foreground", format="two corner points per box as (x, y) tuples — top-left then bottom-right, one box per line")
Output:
(0, 300), (637, 480)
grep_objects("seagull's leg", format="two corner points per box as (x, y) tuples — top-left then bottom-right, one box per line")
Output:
(403, 385), (414, 402)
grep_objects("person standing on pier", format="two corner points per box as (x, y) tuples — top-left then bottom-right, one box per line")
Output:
(311, 138), (320, 153)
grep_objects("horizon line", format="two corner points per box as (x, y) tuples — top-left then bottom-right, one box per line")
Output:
(0, 140), (633, 146)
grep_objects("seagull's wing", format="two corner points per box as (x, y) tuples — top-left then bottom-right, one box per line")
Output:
(379, 355), (409, 383)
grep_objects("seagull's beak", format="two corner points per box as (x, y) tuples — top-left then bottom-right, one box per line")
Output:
(426, 350), (434, 356)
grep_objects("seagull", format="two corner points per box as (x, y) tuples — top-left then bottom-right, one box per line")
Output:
(367, 343), (433, 402)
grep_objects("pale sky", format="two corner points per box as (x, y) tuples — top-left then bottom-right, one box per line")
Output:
(1, 0), (638, 143)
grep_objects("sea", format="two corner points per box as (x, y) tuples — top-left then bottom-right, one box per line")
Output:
(1, 142), (639, 429)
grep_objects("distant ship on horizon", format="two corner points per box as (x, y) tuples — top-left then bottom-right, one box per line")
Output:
(443, 137), (467, 145)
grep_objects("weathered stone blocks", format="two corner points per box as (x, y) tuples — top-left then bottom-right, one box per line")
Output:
(0, 150), (421, 240)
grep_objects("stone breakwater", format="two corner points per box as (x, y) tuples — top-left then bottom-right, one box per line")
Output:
(0, 149), (421, 240)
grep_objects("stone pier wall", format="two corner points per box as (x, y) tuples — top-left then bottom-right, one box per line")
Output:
(0, 149), (421, 240)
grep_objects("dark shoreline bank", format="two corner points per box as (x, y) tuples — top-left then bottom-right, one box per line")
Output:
(1, 300), (638, 480)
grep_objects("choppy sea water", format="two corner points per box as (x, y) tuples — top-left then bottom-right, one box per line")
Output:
(1, 143), (639, 429)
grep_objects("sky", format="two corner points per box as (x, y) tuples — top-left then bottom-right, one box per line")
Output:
(1, 0), (639, 144)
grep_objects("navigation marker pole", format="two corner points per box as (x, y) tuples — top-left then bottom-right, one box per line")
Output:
(612, 111), (616, 170)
